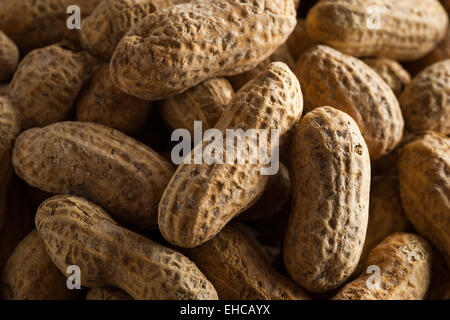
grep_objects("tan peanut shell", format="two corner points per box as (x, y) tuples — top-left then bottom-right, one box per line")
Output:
(306, 0), (448, 61)
(399, 60), (450, 135)
(110, 0), (297, 100)
(228, 44), (295, 91)
(238, 162), (291, 221)
(284, 106), (371, 293)
(0, 0), (102, 52)
(81, 0), (188, 59)
(286, 19), (318, 61)
(86, 288), (133, 300)
(9, 44), (96, 129)
(363, 58), (411, 97)
(36, 195), (218, 300)
(398, 132), (450, 266)
(2, 230), (78, 300)
(188, 223), (309, 300)
(158, 62), (303, 248)
(12, 121), (175, 229)
(76, 65), (152, 134)
(354, 176), (410, 276)
(0, 31), (19, 82)
(333, 233), (432, 300)
(295, 45), (404, 160)
(160, 77), (234, 135)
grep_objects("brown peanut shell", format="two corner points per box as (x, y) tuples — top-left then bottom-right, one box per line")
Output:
(0, 31), (19, 82)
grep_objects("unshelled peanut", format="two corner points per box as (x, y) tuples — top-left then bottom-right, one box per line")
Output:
(76, 65), (152, 134)
(159, 62), (303, 248)
(35, 195), (218, 300)
(284, 106), (371, 293)
(12, 121), (174, 229)
(295, 45), (404, 160)
(398, 132), (450, 266)
(110, 0), (297, 100)
(188, 223), (309, 300)
(333, 233), (432, 300)
(306, 0), (448, 60)
(0, 31), (19, 82)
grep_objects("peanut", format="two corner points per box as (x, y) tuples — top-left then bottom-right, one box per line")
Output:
(81, 0), (188, 60)
(399, 59), (450, 135)
(188, 223), (309, 300)
(0, 83), (8, 96)
(86, 288), (133, 300)
(0, 0), (102, 52)
(35, 195), (218, 300)
(398, 132), (450, 266)
(362, 58), (411, 97)
(9, 44), (96, 129)
(284, 106), (371, 293)
(306, 0), (448, 60)
(333, 233), (432, 300)
(0, 31), (19, 82)
(12, 121), (175, 229)
(160, 77), (234, 135)
(2, 230), (78, 300)
(110, 0), (297, 100)
(295, 45), (404, 160)
(354, 175), (410, 276)
(158, 62), (303, 248)
(228, 44), (295, 91)
(286, 19), (318, 61)
(76, 65), (152, 134)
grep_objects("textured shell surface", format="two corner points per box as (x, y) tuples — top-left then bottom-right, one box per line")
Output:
(295, 45), (404, 160)
(399, 59), (450, 135)
(333, 233), (432, 300)
(0, 31), (19, 82)
(188, 223), (309, 300)
(398, 132), (450, 266)
(110, 0), (297, 100)
(158, 62), (303, 248)
(12, 121), (175, 229)
(306, 0), (448, 60)
(284, 106), (371, 293)
(35, 195), (218, 300)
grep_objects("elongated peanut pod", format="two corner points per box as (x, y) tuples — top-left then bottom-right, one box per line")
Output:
(188, 223), (309, 300)
(35, 195), (218, 300)
(333, 233), (432, 300)
(306, 0), (448, 60)
(12, 122), (174, 229)
(0, 31), (19, 82)
(158, 62), (303, 248)
(295, 45), (404, 160)
(110, 0), (297, 100)
(284, 106), (371, 292)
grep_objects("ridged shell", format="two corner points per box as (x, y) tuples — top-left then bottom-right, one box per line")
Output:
(363, 58), (411, 96)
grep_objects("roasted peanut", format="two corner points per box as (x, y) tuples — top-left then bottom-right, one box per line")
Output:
(110, 0), (297, 100)
(0, 31), (19, 82)
(86, 288), (133, 300)
(362, 58), (411, 97)
(12, 121), (175, 229)
(0, 0), (102, 52)
(228, 44), (295, 91)
(333, 233), (432, 300)
(306, 0), (448, 60)
(2, 230), (78, 300)
(81, 0), (188, 59)
(188, 223), (309, 300)
(160, 77), (234, 135)
(399, 60), (450, 135)
(158, 62), (303, 248)
(295, 45), (404, 160)
(9, 44), (96, 129)
(76, 65), (152, 134)
(284, 106), (371, 293)
(398, 132), (450, 266)
(35, 195), (218, 300)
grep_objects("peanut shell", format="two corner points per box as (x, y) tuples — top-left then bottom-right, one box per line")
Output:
(0, 31), (19, 82)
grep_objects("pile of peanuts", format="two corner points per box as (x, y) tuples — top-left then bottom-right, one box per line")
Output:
(0, 0), (449, 300)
